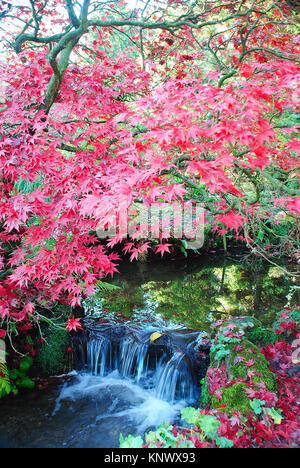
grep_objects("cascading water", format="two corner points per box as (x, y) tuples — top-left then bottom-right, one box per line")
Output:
(73, 323), (209, 403)
(0, 256), (294, 449)
(48, 321), (210, 447)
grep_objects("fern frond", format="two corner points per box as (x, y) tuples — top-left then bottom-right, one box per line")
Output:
(96, 281), (120, 292)
(0, 362), (11, 398)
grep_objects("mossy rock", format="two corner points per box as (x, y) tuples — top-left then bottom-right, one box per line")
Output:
(199, 376), (210, 409)
(224, 316), (262, 331)
(211, 382), (251, 415)
(224, 340), (276, 392)
(204, 322), (276, 415)
(247, 327), (278, 346)
(36, 326), (70, 377)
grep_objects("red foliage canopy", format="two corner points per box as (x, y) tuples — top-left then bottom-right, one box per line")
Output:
(0, 0), (299, 328)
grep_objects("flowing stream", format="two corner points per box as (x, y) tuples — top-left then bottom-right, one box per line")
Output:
(0, 324), (208, 448)
(0, 255), (296, 448)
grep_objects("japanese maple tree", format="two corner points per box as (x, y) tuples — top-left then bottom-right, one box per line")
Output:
(0, 0), (299, 335)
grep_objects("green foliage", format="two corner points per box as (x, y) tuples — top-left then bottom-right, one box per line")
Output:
(36, 326), (70, 376)
(208, 319), (276, 415)
(83, 280), (144, 319)
(215, 436), (234, 448)
(83, 259), (294, 332)
(120, 421), (197, 449)
(273, 307), (300, 331)
(119, 434), (144, 448)
(199, 376), (210, 409)
(0, 362), (11, 398)
(45, 237), (57, 251)
(211, 382), (251, 415)
(146, 422), (195, 448)
(14, 177), (43, 194)
(210, 332), (240, 362)
(181, 407), (233, 448)
(264, 407), (283, 425)
(120, 411), (234, 449)
(249, 398), (265, 415)
(19, 355), (33, 372)
(228, 341), (276, 392)
(248, 327), (278, 346)
(95, 281), (121, 292)
(181, 406), (204, 426)
(9, 355), (35, 394)
(182, 409), (220, 438)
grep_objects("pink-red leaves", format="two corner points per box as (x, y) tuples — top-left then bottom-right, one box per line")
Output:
(216, 211), (245, 232)
(66, 317), (83, 332)
(155, 243), (172, 257)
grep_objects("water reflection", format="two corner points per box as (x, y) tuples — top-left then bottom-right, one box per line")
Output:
(84, 255), (299, 331)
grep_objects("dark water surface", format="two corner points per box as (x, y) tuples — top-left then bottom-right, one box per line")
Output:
(84, 253), (298, 330)
(0, 254), (298, 448)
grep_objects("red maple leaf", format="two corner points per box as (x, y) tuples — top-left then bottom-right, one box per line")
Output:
(66, 317), (83, 332)
(216, 211), (245, 232)
(156, 243), (172, 256)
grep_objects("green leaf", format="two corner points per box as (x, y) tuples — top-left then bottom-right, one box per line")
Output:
(119, 434), (143, 448)
(18, 376), (35, 389)
(145, 431), (158, 445)
(181, 409), (221, 439)
(181, 406), (202, 426)
(96, 281), (120, 291)
(155, 427), (177, 445)
(249, 399), (265, 415)
(256, 229), (265, 241)
(198, 415), (221, 438)
(0, 378), (11, 398)
(215, 436), (234, 448)
(177, 440), (196, 448)
(45, 238), (56, 251)
(27, 215), (41, 226)
(214, 348), (230, 361)
(264, 408), (283, 425)
(9, 368), (21, 380)
(0, 363), (11, 398)
(19, 356), (33, 372)
(179, 246), (188, 257)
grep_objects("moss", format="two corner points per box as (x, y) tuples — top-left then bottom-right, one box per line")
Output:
(204, 320), (277, 415)
(36, 326), (70, 377)
(199, 376), (210, 409)
(211, 382), (251, 415)
(226, 340), (276, 392)
(248, 327), (278, 346)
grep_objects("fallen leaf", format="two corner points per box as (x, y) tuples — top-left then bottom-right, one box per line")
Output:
(150, 332), (163, 342)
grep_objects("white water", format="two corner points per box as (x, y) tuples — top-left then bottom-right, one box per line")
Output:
(83, 326), (202, 403)
(52, 370), (188, 437)
(49, 324), (204, 447)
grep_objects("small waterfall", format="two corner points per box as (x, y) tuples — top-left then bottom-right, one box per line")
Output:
(88, 334), (112, 376)
(119, 336), (150, 383)
(74, 324), (209, 404)
(155, 352), (195, 402)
